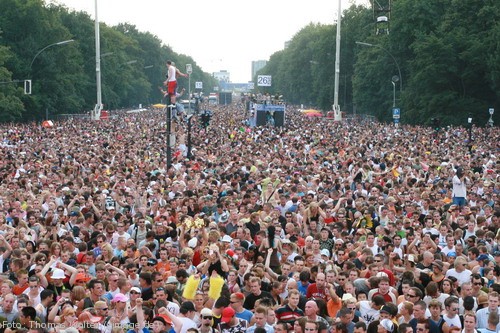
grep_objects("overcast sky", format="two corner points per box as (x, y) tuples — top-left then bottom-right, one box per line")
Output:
(51, 0), (369, 83)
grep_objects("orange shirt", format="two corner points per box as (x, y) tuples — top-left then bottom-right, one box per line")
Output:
(327, 297), (342, 318)
(12, 284), (29, 296)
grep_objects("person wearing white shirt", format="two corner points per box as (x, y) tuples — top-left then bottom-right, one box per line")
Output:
(476, 292), (500, 331)
(452, 167), (469, 207)
(445, 257), (472, 286)
(442, 297), (462, 330)
(441, 234), (456, 256)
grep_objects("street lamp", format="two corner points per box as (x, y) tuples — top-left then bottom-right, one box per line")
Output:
(391, 75), (399, 108)
(29, 39), (75, 70)
(355, 41), (403, 94)
(94, 0), (102, 121)
(468, 113), (473, 152)
(29, 39), (74, 120)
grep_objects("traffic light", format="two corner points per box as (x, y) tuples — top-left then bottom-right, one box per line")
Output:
(24, 80), (31, 95)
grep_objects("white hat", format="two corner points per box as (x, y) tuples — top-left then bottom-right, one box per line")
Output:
(320, 249), (330, 257)
(379, 319), (394, 332)
(130, 287), (141, 293)
(200, 308), (213, 317)
(188, 237), (198, 248)
(221, 235), (232, 243)
(166, 276), (178, 284)
(219, 213), (229, 223)
(341, 293), (355, 301)
(281, 238), (291, 244)
(51, 268), (66, 279)
(62, 186), (70, 192)
(102, 189), (109, 194)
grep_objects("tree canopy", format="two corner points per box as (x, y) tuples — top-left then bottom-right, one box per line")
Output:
(0, 0), (217, 121)
(256, 0), (499, 126)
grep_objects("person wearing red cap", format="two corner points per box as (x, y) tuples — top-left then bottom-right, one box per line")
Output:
(218, 307), (248, 333)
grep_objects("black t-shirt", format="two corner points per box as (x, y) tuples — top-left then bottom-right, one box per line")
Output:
(155, 232), (170, 245)
(208, 259), (226, 277)
(141, 286), (154, 301)
(46, 282), (72, 302)
(245, 221), (260, 239)
(242, 291), (274, 310)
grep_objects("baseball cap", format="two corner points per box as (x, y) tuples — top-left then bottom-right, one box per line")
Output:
(166, 276), (178, 284)
(221, 235), (233, 243)
(320, 249), (330, 257)
(379, 319), (394, 332)
(477, 254), (489, 261)
(221, 307), (235, 323)
(130, 287), (141, 294)
(75, 273), (92, 283)
(200, 308), (213, 317)
(112, 293), (128, 303)
(380, 305), (396, 317)
(447, 252), (457, 258)
(153, 314), (172, 326)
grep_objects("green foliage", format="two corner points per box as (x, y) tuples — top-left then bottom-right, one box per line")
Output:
(1, 0), (498, 124)
(0, 42), (25, 120)
(259, 0), (499, 126)
(0, 0), (217, 122)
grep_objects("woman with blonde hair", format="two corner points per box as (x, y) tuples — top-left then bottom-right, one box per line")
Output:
(97, 243), (114, 263)
(58, 306), (78, 329)
(303, 201), (326, 231)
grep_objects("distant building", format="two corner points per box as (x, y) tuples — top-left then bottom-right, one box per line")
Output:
(251, 60), (267, 79)
(212, 70), (230, 83)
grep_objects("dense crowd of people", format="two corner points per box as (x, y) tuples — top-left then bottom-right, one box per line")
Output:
(0, 101), (498, 333)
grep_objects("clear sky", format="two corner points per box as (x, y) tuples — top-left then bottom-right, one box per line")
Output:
(50, 0), (369, 83)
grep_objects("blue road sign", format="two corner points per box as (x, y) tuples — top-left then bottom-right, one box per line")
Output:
(392, 108), (400, 119)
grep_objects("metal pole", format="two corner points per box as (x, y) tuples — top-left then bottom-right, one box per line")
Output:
(94, 0), (102, 121)
(468, 121), (472, 153)
(188, 75), (191, 115)
(167, 102), (172, 169)
(333, 0), (342, 121)
(392, 81), (396, 108)
(187, 115), (193, 159)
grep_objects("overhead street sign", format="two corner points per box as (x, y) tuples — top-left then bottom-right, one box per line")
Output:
(257, 75), (272, 87)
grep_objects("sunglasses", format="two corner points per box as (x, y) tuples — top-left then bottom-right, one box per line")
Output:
(202, 316), (213, 320)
